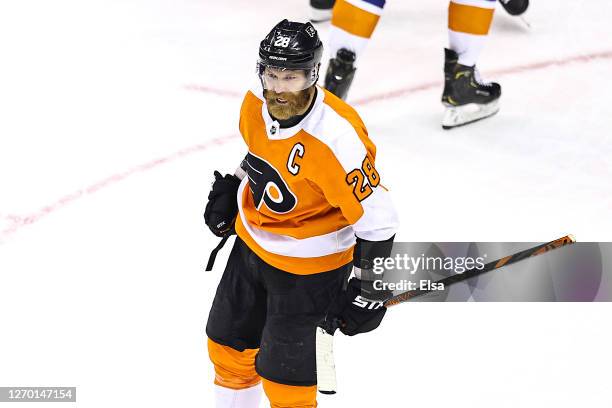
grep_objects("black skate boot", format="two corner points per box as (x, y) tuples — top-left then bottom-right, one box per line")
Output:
(310, 0), (336, 23)
(498, 0), (529, 16)
(324, 48), (356, 100)
(441, 48), (501, 129)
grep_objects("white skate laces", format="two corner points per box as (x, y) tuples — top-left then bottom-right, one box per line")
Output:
(473, 68), (494, 88)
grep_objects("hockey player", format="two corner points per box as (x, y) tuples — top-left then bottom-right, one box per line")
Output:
(313, 0), (528, 128)
(204, 20), (399, 408)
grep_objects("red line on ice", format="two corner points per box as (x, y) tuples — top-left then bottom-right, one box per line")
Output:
(2, 49), (611, 241)
(0, 135), (239, 241)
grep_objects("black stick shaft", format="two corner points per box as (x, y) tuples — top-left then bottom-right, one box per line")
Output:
(384, 235), (575, 307)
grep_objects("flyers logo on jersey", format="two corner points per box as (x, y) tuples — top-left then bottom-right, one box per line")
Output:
(245, 152), (297, 214)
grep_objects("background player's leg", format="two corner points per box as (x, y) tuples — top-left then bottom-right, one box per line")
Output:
(261, 378), (317, 408)
(325, 0), (386, 99)
(448, 0), (496, 67)
(442, 0), (501, 128)
(208, 339), (262, 408)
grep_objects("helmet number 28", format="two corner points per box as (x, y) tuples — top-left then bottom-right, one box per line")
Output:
(274, 35), (291, 48)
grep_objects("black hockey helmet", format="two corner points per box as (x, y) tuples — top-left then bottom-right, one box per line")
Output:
(257, 20), (323, 91)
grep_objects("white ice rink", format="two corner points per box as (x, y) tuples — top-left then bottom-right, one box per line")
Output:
(1, 0), (611, 407)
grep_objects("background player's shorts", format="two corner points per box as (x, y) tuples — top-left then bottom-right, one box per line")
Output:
(206, 237), (349, 386)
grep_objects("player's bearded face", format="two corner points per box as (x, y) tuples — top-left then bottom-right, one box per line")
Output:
(262, 67), (315, 120)
(264, 87), (314, 120)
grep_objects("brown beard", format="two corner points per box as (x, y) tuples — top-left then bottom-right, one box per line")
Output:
(264, 87), (315, 121)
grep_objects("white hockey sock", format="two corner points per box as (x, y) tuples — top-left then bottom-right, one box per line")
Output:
(214, 383), (262, 408)
(449, 30), (487, 67)
(328, 25), (369, 65)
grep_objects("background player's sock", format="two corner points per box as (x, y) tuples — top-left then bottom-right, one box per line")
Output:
(214, 384), (262, 408)
(328, 0), (385, 63)
(447, 0), (496, 66)
(325, 0), (385, 98)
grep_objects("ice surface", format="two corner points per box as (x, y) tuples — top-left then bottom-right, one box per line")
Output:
(0, 1), (611, 407)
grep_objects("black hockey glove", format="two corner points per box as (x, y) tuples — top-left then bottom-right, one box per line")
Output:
(328, 277), (393, 336)
(204, 171), (241, 237)
(324, 234), (396, 336)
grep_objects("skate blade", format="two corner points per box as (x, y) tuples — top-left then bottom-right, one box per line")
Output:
(441, 100), (500, 130)
(310, 7), (333, 23)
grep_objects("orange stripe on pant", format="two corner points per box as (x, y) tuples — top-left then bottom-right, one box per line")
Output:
(262, 378), (317, 408)
(208, 338), (261, 390)
(209, 338), (318, 407)
(332, 0), (380, 39)
(448, 2), (495, 35)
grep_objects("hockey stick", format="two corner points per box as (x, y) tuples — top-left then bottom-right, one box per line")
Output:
(385, 234), (575, 307)
(316, 235), (575, 394)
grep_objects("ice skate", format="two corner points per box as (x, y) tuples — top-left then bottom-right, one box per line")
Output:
(324, 48), (356, 100)
(441, 48), (501, 129)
